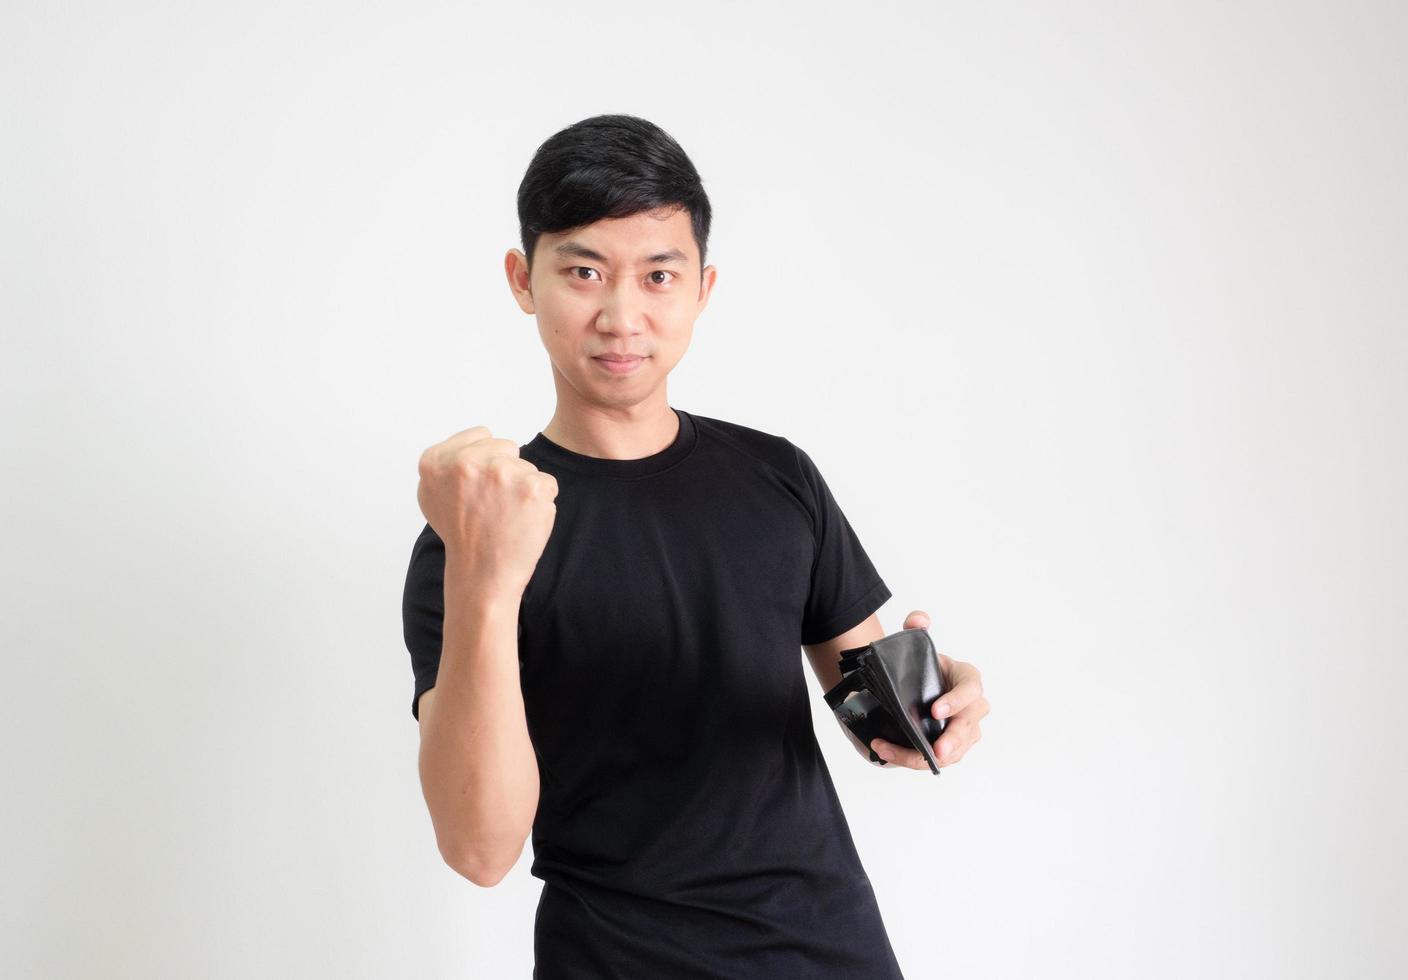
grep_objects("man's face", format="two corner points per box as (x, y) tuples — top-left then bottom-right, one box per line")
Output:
(506, 206), (717, 412)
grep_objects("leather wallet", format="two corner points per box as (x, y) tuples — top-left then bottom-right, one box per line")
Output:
(822, 627), (949, 775)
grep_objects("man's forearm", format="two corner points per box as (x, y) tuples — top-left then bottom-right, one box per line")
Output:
(418, 564), (540, 885)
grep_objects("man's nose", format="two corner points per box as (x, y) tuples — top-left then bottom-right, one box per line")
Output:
(595, 281), (647, 334)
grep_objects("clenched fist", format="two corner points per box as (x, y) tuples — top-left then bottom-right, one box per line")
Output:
(416, 425), (560, 601)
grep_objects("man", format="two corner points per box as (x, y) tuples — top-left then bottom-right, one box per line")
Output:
(404, 113), (989, 978)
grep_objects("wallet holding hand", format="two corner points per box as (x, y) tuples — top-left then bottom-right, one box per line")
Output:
(822, 627), (949, 775)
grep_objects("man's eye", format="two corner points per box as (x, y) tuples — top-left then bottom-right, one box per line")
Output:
(648, 271), (676, 286)
(570, 267), (601, 281)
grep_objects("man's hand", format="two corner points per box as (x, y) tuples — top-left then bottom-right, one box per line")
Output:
(417, 424), (559, 601)
(868, 610), (988, 771)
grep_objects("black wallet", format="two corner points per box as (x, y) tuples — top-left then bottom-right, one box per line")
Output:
(822, 627), (949, 775)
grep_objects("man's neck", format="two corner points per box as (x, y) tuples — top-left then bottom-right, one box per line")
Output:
(540, 400), (680, 461)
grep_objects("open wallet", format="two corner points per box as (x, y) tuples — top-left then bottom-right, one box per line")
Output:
(822, 627), (949, 775)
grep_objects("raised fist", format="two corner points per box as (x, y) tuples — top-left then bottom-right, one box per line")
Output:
(416, 425), (559, 601)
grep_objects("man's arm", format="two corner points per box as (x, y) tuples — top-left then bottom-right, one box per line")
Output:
(417, 569), (540, 888)
(802, 612), (887, 762)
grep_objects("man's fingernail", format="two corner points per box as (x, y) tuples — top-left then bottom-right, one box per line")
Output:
(933, 701), (951, 718)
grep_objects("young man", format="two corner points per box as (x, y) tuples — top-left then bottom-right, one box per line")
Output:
(404, 114), (988, 978)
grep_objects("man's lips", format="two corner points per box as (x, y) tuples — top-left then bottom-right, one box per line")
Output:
(593, 354), (647, 374)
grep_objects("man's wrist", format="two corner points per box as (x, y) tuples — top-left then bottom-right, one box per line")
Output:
(443, 556), (523, 613)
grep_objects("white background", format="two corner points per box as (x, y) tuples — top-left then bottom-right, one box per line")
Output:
(4, 2), (1405, 978)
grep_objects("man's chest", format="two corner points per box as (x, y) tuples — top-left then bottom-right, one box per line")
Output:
(515, 477), (815, 710)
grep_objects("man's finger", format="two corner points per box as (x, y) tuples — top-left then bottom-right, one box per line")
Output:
(870, 738), (929, 770)
(932, 659), (984, 720)
(902, 610), (934, 632)
(935, 713), (985, 763)
(440, 424), (494, 447)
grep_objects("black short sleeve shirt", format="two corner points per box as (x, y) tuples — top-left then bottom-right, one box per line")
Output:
(402, 408), (905, 979)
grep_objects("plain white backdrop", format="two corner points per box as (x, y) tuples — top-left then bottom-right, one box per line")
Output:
(3, 1), (1405, 977)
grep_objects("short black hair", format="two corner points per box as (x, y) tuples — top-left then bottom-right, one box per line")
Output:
(516, 114), (712, 277)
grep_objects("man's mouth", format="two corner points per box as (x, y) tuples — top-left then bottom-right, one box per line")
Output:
(592, 355), (647, 374)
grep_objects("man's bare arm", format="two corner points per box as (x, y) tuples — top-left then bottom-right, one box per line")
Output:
(802, 612), (887, 762)
(417, 568), (539, 887)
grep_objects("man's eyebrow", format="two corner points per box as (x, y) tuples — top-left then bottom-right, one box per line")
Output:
(552, 241), (688, 265)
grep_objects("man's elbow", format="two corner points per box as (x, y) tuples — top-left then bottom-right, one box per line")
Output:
(441, 840), (524, 888)
(454, 861), (511, 889)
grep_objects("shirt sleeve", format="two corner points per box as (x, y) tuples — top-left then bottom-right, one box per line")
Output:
(402, 522), (447, 721)
(792, 443), (893, 646)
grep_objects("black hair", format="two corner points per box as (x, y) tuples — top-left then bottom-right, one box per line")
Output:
(516, 114), (712, 277)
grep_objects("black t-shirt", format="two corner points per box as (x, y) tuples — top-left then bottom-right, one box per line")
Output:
(402, 407), (905, 979)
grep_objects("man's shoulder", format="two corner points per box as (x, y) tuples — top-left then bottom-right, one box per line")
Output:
(687, 410), (801, 476)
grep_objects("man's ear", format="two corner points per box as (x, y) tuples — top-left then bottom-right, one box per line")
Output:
(505, 249), (535, 314)
(696, 264), (717, 314)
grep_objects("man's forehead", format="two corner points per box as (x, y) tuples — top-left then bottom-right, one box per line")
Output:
(544, 210), (695, 265)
